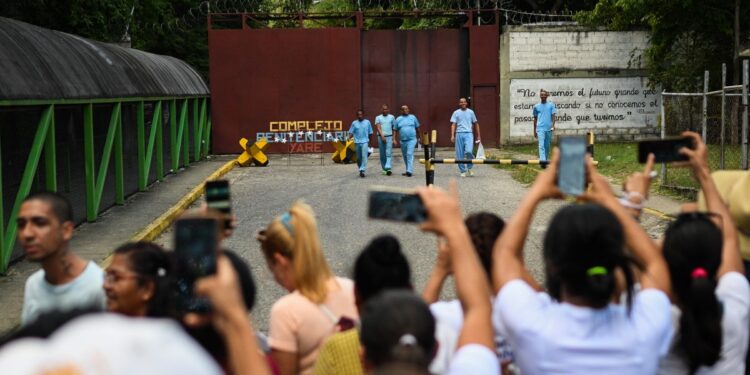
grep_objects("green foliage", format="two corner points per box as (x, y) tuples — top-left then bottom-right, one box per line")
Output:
(0, 0), (210, 79)
(0, 0), (132, 41)
(576, 0), (748, 91)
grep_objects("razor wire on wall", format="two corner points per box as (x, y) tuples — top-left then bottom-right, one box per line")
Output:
(144, 0), (574, 33)
(660, 61), (750, 194)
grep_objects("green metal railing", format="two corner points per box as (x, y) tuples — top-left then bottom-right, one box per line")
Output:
(0, 95), (210, 273)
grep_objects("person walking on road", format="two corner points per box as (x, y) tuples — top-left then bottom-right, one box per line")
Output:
(450, 98), (481, 177)
(393, 105), (420, 177)
(375, 104), (395, 176)
(532, 89), (557, 166)
(348, 109), (373, 178)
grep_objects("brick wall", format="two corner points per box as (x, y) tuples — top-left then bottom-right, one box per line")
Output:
(500, 25), (660, 145)
(509, 31), (649, 72)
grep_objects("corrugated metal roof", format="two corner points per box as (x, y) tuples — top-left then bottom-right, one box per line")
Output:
(0, 17), (209, 100)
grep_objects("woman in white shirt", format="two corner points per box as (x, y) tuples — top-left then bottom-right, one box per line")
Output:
(491, 150), (673, 375)
(658, 132), (750, 375)
(359, 183), (502, 374)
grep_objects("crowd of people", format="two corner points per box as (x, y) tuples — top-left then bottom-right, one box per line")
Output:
(1, 130), (749, 375)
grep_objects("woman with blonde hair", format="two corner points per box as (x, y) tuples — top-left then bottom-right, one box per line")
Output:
(257, 201), (358, 375)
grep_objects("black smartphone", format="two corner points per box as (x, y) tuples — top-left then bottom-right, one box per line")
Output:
(174, 218), (218, 313)
(637, 137), (694, 163)
(206, 180), (231, 214)
(368, 186), (427, 223)
(557, 136), (587, 197)
(206, 180), (231, 229)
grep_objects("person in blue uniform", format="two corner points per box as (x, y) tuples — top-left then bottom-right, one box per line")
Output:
(533, 89), (557, 167)
(348, 109), (373, 178)
(393, 105), (420, 177)
(450, 97), (482, 177)
(375, 104), (396, 176)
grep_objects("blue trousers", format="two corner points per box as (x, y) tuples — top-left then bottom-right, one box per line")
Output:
(355, 143), (368, 172)
(400, 138), (417, 174)
(378, 135), (392, 171)
(455, 132), (474, 173)
(537, 130), (553, 161)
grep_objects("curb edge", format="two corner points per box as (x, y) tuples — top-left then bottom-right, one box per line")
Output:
(99, 159), (238, 268)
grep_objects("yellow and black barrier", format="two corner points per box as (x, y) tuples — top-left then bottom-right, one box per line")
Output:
(421, 131), (596, 186)
(331, 139), (357, 164)
(419, 159), (599, 165)
(421, 158), (552, 165)
(422, 130), (438, 186)
(238, 137), (269, 167)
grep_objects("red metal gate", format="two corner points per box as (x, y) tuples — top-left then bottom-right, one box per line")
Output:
(208, 12), (499, 154)
(362, 29), (468, 145)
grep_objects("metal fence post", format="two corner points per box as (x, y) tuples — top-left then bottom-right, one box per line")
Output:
(170, 99), (177, 171)
(2, 106), (54, 271)
(743, 60), (748, 170)
(181, 99), (190, 167)
(200, 98), (210, 158)
(660, 92), (666, 183)
(721, 64), (726, 169)
(155, 101), (164, 180)
(44, 104), (57, 191)
(137, 101), (146, 190)
(193, 98), (199, 162)
(83, 103), (96, 221)
(702, 70), (709, 141)
(114, 102), (124, 204)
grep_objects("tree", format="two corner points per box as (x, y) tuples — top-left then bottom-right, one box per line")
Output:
(576, 0), (750, 91)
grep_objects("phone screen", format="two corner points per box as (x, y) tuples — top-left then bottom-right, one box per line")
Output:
(205, 180), (231, 214)
(174, 218), (218, 312)
(637, 137), (693, 163)
(557, 136), (587, 197)
(368, 187), (427, 223)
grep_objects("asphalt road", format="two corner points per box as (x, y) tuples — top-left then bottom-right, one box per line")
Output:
(155, 150), (666, 333)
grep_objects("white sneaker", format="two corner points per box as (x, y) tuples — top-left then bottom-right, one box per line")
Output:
(460, 172), (467, 177)
(467, 169), (474, 177)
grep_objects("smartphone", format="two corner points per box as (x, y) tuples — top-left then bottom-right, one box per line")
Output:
(206, 180), (231, 214)
(174, 218), (218, 312)
(368, 186), (427, 223)
(205, 180), (231, 229)
(638, 137), (693, 163)
(557, 136), (587, 197)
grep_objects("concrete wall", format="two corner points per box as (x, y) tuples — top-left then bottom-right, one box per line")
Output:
(500, 25), (660, 144)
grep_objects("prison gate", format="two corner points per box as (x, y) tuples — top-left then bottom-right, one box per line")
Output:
(207, 11), (500, 154)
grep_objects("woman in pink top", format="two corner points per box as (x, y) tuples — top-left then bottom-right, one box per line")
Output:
(257, 202), (358, 375)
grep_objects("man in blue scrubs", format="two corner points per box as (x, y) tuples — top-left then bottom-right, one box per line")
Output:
(450, 97), (482, 177)
(375, 104), (395, 176)
(393, 105), (420, 177)
(532, 89), (557, 167)
(348, 109), (373, 178)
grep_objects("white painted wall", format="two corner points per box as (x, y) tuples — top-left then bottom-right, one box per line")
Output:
(509, 31), (649, 72)
(510, 77), (660, 138)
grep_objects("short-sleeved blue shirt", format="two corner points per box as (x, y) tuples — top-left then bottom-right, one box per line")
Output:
(395, 114), (420, 140)
(375, 114), (396, 136)
(349, 119), (373, 144)
(532, 102), (557, 132)
(450, 108), (477, 133)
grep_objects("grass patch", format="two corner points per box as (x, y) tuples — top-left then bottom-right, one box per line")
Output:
(490, 142), (745, 201)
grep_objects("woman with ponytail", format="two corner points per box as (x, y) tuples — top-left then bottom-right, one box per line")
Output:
(315, 234), (413, 375)
(658, 132), (750, 375)
(491, 149), (673, 374)
(257, 201), (358, 375)
(360, 290), (437, 373)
